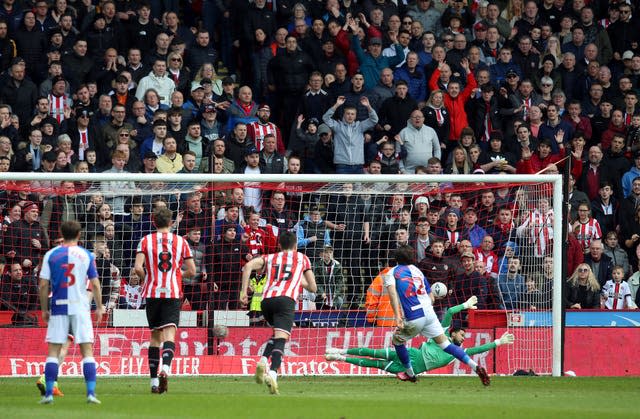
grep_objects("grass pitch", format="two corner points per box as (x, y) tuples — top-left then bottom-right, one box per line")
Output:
(0, 376), (637, 418)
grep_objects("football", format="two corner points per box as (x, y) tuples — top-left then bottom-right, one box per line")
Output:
(431, 282), (448, 298)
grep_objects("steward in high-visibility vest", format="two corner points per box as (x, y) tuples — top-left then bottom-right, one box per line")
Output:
(364, 267), (395, 326)
(248, 272), (267, 324)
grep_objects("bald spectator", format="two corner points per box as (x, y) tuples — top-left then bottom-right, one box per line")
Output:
(397, 109), (440, 173)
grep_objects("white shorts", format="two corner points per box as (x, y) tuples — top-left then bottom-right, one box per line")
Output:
(394, 305), (444, 344)
(46, 313), (94, 345)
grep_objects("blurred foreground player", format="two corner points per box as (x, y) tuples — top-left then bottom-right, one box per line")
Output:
(38, 221), (105, 404)
(240, 231), (317, 395)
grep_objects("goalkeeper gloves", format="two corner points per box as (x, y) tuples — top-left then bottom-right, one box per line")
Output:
(463, 295), (478, 310)
(495, 332), (515, 346)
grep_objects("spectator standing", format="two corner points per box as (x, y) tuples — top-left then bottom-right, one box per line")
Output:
(397, 109), (440, 174)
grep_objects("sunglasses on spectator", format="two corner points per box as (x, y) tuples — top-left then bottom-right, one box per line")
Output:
(171, 58), (182, 62)
(578, 268), (589, 272)
(542, 84), (553, 87)
(120, 133), (130, 137)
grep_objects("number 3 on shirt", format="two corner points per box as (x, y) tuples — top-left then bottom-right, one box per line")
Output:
(62, 263), (76, 287)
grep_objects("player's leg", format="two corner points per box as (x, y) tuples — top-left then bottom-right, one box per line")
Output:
(430, 323), (490, 386)
(262, 296), (295, 395)
(255, 298), (275, 384)
(392, 318), (422, 380)
(155, 298), (181, 393)
(40, 315), (67, 403)
(146, 299), (163, 393)
(73, 312), (101, 402)
(79, 343), (100, 403)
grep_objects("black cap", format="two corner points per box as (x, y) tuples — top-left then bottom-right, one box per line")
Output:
(115, 74), (128, 83)
(245, 146), (259, 156)
(307, 117), (319, 126)
(506, 69), (518, 78)
(222, 76), (235, 85)
(200, 78), (212, 85)
(46, 45), (61, 54)
(93, 13), (106, 22)
(144, 151), (158, 160)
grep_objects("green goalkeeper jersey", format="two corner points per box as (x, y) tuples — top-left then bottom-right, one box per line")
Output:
(415, 304), (496, 373)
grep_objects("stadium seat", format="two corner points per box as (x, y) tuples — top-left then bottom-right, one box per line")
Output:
(0, 311), (13, 325)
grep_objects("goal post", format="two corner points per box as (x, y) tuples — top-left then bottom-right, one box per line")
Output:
(0, 172), (563, 377)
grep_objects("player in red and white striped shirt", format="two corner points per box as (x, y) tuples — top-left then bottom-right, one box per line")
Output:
(240, 231), (317, 395)
(134, 207), (196, 394)
(572, 204), (602, 253)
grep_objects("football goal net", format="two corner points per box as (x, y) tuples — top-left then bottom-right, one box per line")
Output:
(0, 172), (562, 377)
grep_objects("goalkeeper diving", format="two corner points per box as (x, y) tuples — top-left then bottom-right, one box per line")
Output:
(324, 296), (515, 378)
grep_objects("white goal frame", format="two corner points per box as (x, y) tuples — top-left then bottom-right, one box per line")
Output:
(2, 172), (563, 377)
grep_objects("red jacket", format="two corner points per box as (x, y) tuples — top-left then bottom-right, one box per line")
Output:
(429, 68), (477, 141)
(516, 147), (583, 180)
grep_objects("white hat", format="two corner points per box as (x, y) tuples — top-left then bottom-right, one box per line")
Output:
(415, 196), (429, 205)
(623, 50), (634, 60)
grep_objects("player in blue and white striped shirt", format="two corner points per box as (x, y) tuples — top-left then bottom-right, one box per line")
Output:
(38, 221), (105, 404)
(384, 245), (490, 385)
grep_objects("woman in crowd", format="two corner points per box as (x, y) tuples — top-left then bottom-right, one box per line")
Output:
(564, 263), (601, 309)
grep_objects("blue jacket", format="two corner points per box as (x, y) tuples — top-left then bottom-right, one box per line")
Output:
(351, 35), (405, 90)
(489, 61), (522, 87)
(394, 65), (427, 102)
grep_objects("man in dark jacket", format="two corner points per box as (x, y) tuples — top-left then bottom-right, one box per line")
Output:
(267, 35), (315, 142)
(0, 59), (37, 124)
(186, 30), (217, 74)
(583, 239), (613, 287)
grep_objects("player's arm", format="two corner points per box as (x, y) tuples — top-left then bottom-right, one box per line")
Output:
(386, 283), (403, 328)
(182, 257), (196, 279)
(465, 332), (515, 356)
(89, 277), (106, 323)
(302, 269), (317, 293)
(240, 256), (265, 305)
(441, 296), (478, 329)
(134, 252), (146, 281)
(38, 278), (50, 324)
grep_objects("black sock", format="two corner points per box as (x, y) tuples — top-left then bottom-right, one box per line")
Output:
(262, 338), (274, 358)
(270, 338), (286, 372)
(148, 346), (160, 378)
(162, 341), (176, 369)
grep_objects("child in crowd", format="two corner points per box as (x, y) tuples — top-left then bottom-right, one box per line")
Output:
(119, 271), (145, 309)
(601, 265), (636, 310)
(375, 140), (406, 174)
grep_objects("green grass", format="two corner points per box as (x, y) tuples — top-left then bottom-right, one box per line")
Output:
(0, 376), (637, 418)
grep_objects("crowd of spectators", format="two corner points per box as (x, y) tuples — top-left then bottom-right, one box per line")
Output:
(1, 0), (640, 324)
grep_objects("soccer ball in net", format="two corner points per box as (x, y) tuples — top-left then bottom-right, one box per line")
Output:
(431, 282), (448, 298)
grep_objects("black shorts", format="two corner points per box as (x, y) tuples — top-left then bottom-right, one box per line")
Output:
(145, 298), (181, 330)
(261, 296), (296, 335)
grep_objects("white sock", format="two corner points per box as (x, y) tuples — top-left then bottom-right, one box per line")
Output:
(405, 367), (415, 377)
(268, 370), (278, 381)
(260, 356), (268, 365)
(161, 364), (170, 375)
(468, 360), (478, 371)
(151, 378), (159, 387)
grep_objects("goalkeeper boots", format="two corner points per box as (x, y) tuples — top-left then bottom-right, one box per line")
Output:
(476, 366), (491, 386)
(36, 376), (64, 396)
